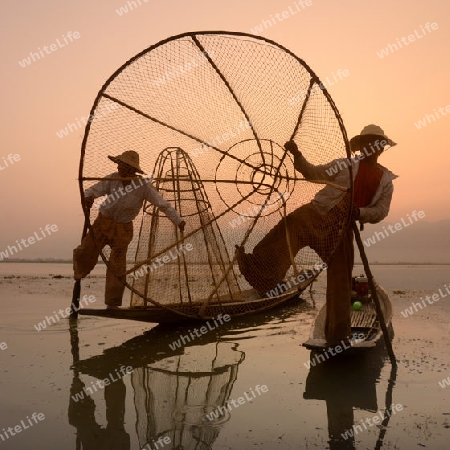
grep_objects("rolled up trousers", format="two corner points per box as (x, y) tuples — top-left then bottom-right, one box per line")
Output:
(73, 214), (133, 306)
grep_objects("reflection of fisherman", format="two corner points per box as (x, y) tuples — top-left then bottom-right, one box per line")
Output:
(73, 150), (185, 309)
(68, 375), (130, 450)
(304, 347), (391, 450)
(236, 125), (397, 345)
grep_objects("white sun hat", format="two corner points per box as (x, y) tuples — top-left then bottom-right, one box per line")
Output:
(350, 124), (397, 152)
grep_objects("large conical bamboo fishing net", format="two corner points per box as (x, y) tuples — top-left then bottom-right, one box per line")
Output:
(79, 31), (352, 319)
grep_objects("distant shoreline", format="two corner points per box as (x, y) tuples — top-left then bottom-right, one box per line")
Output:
(0, 260), (449, 265)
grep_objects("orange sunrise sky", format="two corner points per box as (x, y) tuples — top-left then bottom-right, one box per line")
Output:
(1, 0), (449, 258)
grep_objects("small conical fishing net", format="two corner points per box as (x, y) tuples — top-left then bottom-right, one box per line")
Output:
(80, 31), (352, 319)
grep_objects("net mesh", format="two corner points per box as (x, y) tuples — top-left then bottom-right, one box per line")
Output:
(80, 32), (352, 316)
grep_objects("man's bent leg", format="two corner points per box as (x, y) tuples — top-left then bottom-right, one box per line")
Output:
(324, 226), (354, 344)
(73, 221), (106, 280)
(238, 203), (319, 295)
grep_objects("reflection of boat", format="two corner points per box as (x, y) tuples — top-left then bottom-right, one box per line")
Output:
(303, 282), (393, 353)
(303, 345), (397, 450)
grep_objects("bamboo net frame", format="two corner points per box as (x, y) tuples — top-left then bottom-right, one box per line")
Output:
(78, 31), (353, 319)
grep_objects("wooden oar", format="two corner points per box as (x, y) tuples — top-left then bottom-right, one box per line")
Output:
(353, 222), (396, 366)
(70, 207), (90, 319)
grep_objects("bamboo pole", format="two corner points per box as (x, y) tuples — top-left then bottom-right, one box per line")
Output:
(353, 222), (396, 366)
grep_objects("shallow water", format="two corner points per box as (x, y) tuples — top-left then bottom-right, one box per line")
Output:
(0, 263), (449, 449)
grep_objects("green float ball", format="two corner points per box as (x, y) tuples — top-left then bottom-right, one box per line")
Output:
(353, 301), (362, 311)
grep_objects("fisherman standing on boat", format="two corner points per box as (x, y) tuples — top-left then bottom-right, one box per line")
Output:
(236, 125), (397, 346)
(73, 150), (185, 309)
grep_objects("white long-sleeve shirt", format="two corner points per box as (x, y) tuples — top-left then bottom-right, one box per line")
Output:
(294, 155), (398, 224)
(85, 172), (183, 225)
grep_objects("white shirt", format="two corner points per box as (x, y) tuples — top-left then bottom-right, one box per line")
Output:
(85, 172), (183, 225)
(294, 156), (398, 224)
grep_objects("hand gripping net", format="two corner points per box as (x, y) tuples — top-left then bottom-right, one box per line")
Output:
(79, 31), (352, 318)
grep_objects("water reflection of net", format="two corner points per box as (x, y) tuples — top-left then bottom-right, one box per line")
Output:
(131, 342), (244, 449)
(80, 32), (351, 315)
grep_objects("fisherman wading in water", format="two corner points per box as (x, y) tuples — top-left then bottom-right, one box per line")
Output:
(236, 125), (397, 346)
(73, 150), (185, 309)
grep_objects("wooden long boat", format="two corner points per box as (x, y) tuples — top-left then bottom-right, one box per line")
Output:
(303, 282), (393, 353)
(79, 287), (301, 323)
